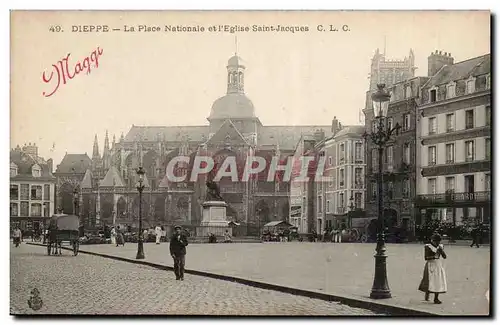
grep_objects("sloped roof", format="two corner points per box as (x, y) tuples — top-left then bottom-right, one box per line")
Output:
(100, 166), (125, 187)
(81, 169), (93, 189)
(333, 125), (365, 138)
(206, 119), (248, 146)
(258, 125), (332, 151)
(56, 153), (92, 174)
(10, 149), (54, 180)
(424, 54), (490, 88)
(124, 124), (332, 152)
(124, 125), (209, 143)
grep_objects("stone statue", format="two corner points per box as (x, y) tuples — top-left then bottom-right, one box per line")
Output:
(205, 181), (224, 202)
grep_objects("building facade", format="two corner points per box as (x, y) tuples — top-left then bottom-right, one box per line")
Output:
(312, 118), (367, 233)
(54, 54), (336, 233)
(10, 143), (56, 232)
(416, 52), (491, 226)
(364, 76), (428, 233)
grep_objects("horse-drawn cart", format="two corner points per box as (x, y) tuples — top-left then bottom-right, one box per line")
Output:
(47, 214), (80, 256)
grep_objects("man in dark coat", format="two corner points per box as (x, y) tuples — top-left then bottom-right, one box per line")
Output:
(170, 225), (189, 280)
(470, 225), (481, 248)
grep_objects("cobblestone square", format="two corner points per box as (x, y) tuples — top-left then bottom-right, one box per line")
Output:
(79, 241), (490, 315)
(10, 243), (380, 315)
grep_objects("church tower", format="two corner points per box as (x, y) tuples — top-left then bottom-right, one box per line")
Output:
(227, 55), (245, 94)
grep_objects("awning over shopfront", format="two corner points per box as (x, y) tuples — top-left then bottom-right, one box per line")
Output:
(263, 220), (293, 228)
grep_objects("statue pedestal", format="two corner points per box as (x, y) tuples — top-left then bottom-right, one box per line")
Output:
(199, 201), (230, 237)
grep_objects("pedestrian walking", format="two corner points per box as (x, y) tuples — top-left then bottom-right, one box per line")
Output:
(116, 227), (125, 247)
(170, 225), (189, 281)
(418, 233), (447, 304)
(12, 227), (22, 247)
(155, 225), (162, 244)
(470, 225), (481, 248)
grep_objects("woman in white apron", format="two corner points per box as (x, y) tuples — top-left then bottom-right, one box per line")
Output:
(110, 227), (116, 246)
(155, 226), (162, 244)
(418, 233), (447, 304)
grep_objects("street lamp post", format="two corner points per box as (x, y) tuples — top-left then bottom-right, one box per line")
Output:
(363, 83), (400, 299)
(136, 167), (146, 260)
(73, 188), (79, 216)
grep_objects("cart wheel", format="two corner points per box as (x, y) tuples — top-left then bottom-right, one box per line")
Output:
(47, 243), (51, 256)
(73, 241), (79, 256)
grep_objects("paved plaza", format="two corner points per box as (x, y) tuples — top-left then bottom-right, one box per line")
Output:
(10, 244), (380, 315)
(76, 241), (490, 315)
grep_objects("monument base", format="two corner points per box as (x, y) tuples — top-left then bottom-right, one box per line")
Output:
(198, 201), (231, 237)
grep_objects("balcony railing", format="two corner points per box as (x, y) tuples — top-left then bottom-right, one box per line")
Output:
(416, 191), (491, 205)
(337, 207), (346, 214)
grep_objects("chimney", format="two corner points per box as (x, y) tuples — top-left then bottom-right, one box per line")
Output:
(428, 50), (454, 77)
(331, 116), (340, 135)
(47, 158), (53, 174)
(313, 129), (325, 143)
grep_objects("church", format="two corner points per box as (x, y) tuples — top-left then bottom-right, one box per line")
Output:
(54, 54), (335, 234)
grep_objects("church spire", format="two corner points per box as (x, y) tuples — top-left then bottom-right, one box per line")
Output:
(103, 130), (111, 169)
(92, 134), (100, 158)
(104, 130), (110, 151)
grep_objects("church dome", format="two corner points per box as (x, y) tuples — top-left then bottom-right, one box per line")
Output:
(228, 55), (244, 67)
(209, 93), (256, 120)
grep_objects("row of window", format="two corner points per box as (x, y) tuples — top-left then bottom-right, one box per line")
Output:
(427, 106), (490, 135)
(372, 114), (412, 133)
(10, 164), (42, 178)
(426, 174), (490, 194)
(389, 84), (413, 102)
(317, 192), (363, 213)
(10, 184), (51, 201)
(370, 179), (411, 200)
(10, 202), (51, 217)
(371, 143), (412, 169)
(428, 74), (491, 104)
(326, 142), (364, 166)
(322, 167), (364, 189)
(427, 138), (490, 165)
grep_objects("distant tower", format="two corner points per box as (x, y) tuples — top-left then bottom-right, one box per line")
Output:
(92, 134), (102, 173)
(368, 47), (416, 91)
(102, 130), (110, 170)
(227, 53), (245, 94)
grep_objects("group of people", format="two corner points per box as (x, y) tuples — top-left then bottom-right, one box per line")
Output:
(110, 227), (125, 247)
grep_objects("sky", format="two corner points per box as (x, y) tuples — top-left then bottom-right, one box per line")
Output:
(10, 11), (490, 168)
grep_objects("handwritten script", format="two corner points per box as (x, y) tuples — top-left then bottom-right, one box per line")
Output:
(42, 47), (103, 97)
